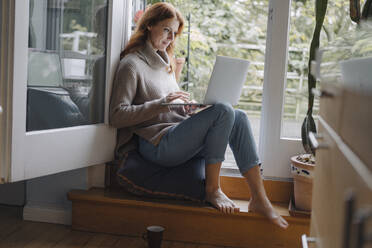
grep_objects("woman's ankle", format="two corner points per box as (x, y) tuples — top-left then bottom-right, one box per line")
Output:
(205, 186), (221, 194)
(250, 193), (270, 204)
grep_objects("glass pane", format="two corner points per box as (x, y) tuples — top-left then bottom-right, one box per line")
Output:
(27, 0), (108, 132)
(152, 0), (268, 169)
(282, 0), (357, 138)
(132, 0), (146, 28)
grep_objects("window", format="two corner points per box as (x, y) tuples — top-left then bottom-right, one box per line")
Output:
(27, 0), (108, 131)
(282, 0), (357, 139)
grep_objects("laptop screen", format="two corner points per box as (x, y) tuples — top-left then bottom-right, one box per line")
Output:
(27, 50), (63, 87)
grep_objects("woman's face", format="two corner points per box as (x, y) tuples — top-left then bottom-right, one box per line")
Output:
(148, 18), (180, 51)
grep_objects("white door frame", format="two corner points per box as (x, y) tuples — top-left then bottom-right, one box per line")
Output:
(259, 0), (304, 179)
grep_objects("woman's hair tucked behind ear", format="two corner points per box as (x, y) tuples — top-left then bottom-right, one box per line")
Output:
(120, 2), (184, 73)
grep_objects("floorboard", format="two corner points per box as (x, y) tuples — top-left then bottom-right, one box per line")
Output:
(0, 205), (226, 248)
(23, 224), (71, 248)
(82, 233), (119, 248)
(0, 221), (53, 247)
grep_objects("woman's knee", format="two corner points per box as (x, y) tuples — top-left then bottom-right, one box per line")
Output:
(213, 102), (234, 119)
(234, 109), (251, 126)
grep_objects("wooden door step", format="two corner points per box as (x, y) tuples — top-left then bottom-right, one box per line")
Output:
(68, 188), (309, 248)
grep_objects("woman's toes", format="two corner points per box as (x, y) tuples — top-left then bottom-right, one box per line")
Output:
(230, 204), (236, 214)
(205, 188), (237, 214)
(218, 205), (223, 213)
(219, 203), (235, 214)
(223, 205), (228, 214)
(248, 198), (290, 229)
(280, 217), (289, 229)
(272, 216), (288, 229)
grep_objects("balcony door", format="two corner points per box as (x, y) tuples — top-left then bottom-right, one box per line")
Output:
(0, 0), (126, 183)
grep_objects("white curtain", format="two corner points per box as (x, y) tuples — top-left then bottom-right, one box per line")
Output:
(121, 0), (132, 50)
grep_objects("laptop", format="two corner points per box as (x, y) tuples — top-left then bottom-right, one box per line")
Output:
(27, 50), (70, 95)
(162, 55), (250, 106)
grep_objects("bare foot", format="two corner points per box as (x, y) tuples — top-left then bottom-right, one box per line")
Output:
(248, 197), (289, 229)
(205, 188), (240, 214)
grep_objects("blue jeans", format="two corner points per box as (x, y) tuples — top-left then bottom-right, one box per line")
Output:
(138, 103), (261, 175)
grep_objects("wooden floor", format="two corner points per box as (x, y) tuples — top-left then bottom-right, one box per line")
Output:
(0, 205), (228, 248)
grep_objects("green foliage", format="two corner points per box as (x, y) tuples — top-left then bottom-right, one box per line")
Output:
(167, 0), (270, 103)
(57, 0), (358, 122)
(61, 0), (107, 55)
(332, 20), (372, 58)
(143, 0), (362, 123)
(320, 20), (372, 80)
(162, 0), (356, 119)
(69, 19), (88, 32)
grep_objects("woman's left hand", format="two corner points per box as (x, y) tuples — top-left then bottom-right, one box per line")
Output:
(184, 99), (199, 115)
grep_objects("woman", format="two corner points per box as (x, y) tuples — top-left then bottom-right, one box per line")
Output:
(109, 2), (288, 229)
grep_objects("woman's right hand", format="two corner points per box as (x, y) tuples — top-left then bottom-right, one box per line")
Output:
(165, 91), (190, 103)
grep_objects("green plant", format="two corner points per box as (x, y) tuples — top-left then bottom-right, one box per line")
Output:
(339, 0), (372, 59)
(301, 0), (328, 155)
(301, 0), (372, 155)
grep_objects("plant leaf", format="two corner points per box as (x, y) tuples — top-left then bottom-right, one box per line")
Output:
(362, 0), (372, 19)
(301, 114), (317, 155)
(350, 0), (361, 23)
(302, 0), (327, 152)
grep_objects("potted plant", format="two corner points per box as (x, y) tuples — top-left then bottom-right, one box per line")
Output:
(292, 0), (372, 211)
(290, 0), (328, 212)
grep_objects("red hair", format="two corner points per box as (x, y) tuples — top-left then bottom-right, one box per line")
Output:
(120, 2), (184, 73)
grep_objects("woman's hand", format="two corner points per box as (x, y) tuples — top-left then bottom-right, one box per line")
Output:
(164, 91), (205, 115)
(183, 99), (199, 114)
(165, 91), (190, 103)
(175, 58), (186, 82)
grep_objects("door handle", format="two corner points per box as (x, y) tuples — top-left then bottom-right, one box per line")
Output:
(311, 88), (335, 98)
(309, 132), (329, 150)
(301, 234), (317, 248)
(355, 206), (372, 248)
(343, 190), (355, 248)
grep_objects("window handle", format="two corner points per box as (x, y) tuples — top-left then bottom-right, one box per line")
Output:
(0, 105), (2, 114)
(301, 234), (317, 248)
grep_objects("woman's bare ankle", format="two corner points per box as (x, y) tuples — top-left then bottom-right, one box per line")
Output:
(248, 197), (289, 229)
(205, 186), (221, 194)
(250, 194), (270, 204)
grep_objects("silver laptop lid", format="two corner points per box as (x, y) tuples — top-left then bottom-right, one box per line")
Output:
(204, 56), (250, 105)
